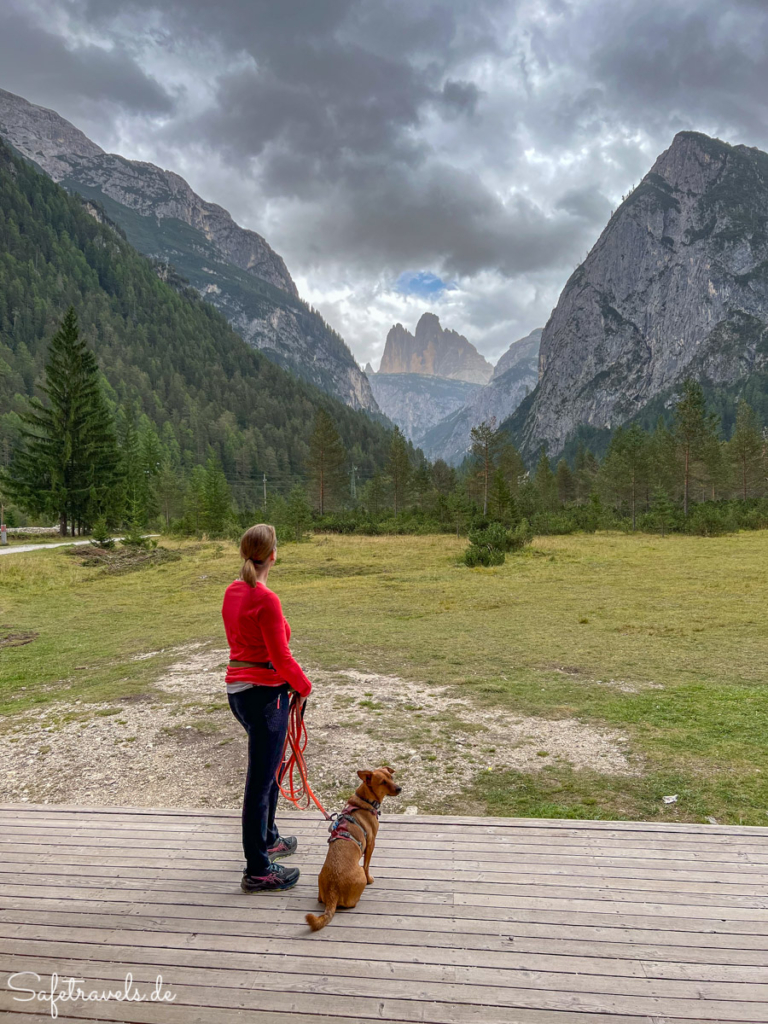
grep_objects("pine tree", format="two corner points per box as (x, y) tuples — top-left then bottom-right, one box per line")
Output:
(183, 465), (207, 534)
(2, 307), (119, 535)
(387, 427), (411, 520)
(285, 485), (313, 542)
(307, 408), (347, 515)
(673, 380), (719, 516)
(729, 400), (763, 500)
(498, 442), (525, 495)
(363, 472), (387, 517)
(447, 486), (472, 538)
(533, 449), (558, 511)
(470, 418), (503, 516)
(489, 469), (513, 522)
(574, 441), (598, 503)
(601, 423), (649, 529)
(556, 459), (575, 504)
(202, 457), (232, 535)
(649, 486), (675, 537)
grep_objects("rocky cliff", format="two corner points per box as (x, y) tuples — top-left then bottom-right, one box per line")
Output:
(0, 88), (377, 413)
(421, 329), (541, 464)
(379, 313), (493, 384)
(513, 131), (768, 456)
(366, 371), (480, 444)
(492, 328), (543, 380)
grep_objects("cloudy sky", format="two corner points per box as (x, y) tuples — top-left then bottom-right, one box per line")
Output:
(1, 0), (766, 368)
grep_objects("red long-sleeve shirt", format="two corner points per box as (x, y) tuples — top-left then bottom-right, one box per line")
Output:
(222, 580), (312, 696)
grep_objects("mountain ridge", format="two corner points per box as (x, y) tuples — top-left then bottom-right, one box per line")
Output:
(379, 312), (493, 384)
(0, 88), (377, 413)
(513, 130), (768, 457)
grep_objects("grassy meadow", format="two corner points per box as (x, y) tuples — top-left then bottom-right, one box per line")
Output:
(1, 530), (767, 824)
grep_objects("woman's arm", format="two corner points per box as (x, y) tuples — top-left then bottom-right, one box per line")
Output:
(257, 593), (312, 697)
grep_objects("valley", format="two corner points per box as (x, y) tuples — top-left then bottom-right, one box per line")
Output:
(1, 532), (766, 825)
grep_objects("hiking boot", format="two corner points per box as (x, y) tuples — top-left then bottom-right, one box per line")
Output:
(241, 862), (300, 893)
(268, 835), (298, 859)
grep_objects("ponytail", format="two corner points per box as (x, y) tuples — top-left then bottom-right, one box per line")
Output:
(239, 524), (277, 586)
(241, 557), (258, 587)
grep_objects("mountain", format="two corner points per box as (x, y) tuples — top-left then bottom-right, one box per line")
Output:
(492, 328), (542, 380)
(0, 88), (376, 412)
(365, 372), (480, 444)
(0, 139), (392, 499)
(420, 329), (541, 465)
(511, 131), (768, 458)
(379, 313), (493, 384)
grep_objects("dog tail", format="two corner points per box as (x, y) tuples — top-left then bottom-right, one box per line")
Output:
(306, 898), (338, 932)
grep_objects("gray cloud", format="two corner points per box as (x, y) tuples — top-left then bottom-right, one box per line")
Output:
(0, 4), (173, 118)
(2, 0), (767, 364)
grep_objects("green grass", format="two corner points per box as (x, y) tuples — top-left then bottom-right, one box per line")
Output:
(1, 531), (767, 824)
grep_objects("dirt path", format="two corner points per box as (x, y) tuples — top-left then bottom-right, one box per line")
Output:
(0, 644), (640, 814)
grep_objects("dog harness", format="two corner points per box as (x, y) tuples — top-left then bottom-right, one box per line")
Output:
(327, 797), (380, 855)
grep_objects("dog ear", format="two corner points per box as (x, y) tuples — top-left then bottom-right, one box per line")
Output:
(357, 770), (373, 784)
(381, 766), (395, 775)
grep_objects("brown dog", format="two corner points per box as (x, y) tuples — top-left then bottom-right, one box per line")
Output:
(305, 766), (401, 931)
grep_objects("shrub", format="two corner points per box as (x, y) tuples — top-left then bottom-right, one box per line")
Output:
(464, 519), (533, 566)
(91, 516), (114, 549)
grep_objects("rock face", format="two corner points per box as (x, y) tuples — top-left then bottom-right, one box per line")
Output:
(366, 372), (480, 444)
(0, 88), (377, 413)
(379, 313), (493, 384)
(514, 131), (768, 456)
(492, 328), (543, 380)
(421, 329), (541, 465)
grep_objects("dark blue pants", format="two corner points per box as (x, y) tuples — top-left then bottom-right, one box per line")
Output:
(228, 683), (290, 875)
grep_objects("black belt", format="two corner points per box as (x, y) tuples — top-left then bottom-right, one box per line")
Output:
(228, 660), (275, 671)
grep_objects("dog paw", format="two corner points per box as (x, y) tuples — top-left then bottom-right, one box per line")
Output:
(366, 874), (374, 885)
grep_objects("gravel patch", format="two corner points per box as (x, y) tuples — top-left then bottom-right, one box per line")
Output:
(0, 646), (641, 813)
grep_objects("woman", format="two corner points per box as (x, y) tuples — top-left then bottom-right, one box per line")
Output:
(222, 524), (313, 893)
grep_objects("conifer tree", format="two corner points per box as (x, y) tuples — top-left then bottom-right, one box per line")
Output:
(533, 449), (558, 511)
(601, 423), (649, 529)
(3, 307), (119, 535)
(202, 457), (233, 535)
(307, 409), (347, 514)
(556, 459), (575, 504)
(729, 400), (763, 499)
(673, 380), (719, 516)
(285, 485), (313, 542)
(387, 427), (411, 520)
(470, 418), (503, 515)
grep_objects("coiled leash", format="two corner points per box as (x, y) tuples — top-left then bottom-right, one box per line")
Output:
(275, 693), (383, 853)
(276, 693), (331, 819)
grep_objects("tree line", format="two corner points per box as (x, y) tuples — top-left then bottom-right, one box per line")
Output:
(3, 309), (767, 543)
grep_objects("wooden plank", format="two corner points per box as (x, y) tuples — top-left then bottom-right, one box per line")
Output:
(4, 804), (768, 837)
(3, 881), (768, 938)
(0, 990), (660, 1024)
(5, 842), (768, 887)
(3, 806), (767, 841)
(3, 829), (766, 866)
(4, 848), (768, 898)
(3, 863), (768, 917)
(0, 967), (763, 1022)
(4, 932), (767, 982)
(4, 949), (768, 1005)
(4, 892), (768, 952)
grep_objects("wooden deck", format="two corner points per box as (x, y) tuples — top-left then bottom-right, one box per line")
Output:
(1, 805), (767, 1023)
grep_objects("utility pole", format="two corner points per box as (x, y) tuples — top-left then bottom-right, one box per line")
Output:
(262, 473), (267, 514)
(350, 465), (357, 500)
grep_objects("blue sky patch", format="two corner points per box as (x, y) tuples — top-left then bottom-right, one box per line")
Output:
(395, 271), (456, 297)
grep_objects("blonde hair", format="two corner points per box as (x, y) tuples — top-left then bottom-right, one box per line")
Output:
(239, 524), (277, 587)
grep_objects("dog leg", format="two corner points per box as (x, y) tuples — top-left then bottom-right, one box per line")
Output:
(362, 836), (376, 885)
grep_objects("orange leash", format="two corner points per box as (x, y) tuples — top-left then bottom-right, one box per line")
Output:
(276, 694), (330, 819)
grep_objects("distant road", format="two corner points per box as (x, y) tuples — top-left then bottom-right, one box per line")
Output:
(0, 537), (157, 556)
